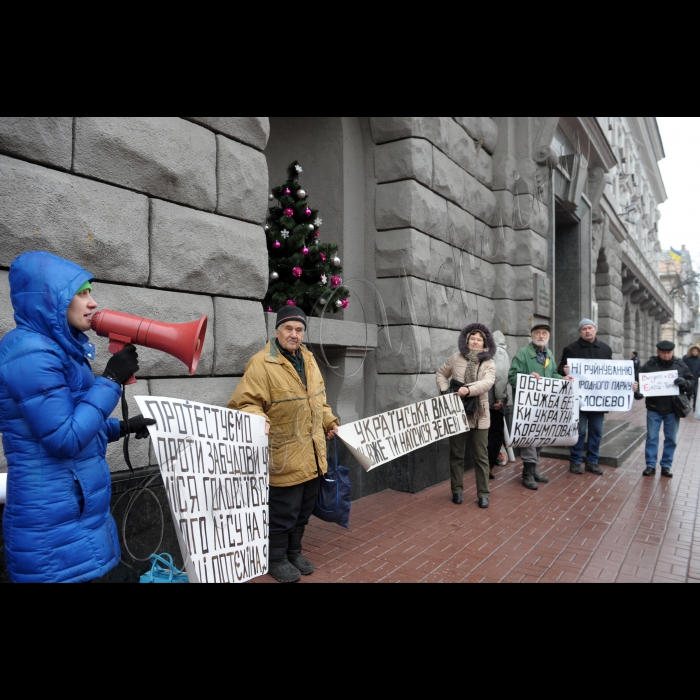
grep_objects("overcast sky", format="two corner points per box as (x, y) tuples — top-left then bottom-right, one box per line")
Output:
(657, 117), (700, 261)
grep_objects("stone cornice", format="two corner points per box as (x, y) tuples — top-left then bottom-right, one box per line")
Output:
(626, 117), (668, 204)
(559, 117), (618, 171)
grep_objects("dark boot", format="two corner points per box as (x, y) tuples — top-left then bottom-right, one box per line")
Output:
(586, 464), (604, 476)
(269, 534), (302, 584)
(532, 467), (549, 484)
(570, 463), (584, 475)
(643, 467), (656, 477)
(287, 527), (315, 577)
(522, 463), (538, 491)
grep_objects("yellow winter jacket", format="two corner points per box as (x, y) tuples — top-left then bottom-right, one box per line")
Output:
(228, 342), (339, 488)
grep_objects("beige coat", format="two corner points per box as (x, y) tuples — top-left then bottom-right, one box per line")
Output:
(436, 354), (496, 430)
(229, 342), (339, 488)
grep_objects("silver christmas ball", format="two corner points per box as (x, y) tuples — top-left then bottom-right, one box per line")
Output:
(264, 224), (270, 231)
(270, 272), (280, 282)
(333, 256), (341, 267)
(308, 224), (315, 232)
(335, 300), (343, 309)
(296, 189), (307, 199)
(269, 194), (275, 201)
(319, 298), (327, 306)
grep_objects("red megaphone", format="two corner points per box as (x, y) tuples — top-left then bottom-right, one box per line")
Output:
(91, 310), (208, 386)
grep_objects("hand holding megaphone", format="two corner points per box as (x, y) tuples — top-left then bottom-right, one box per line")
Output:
(91, 310), (208, 385)
(103, 345), (140, 385)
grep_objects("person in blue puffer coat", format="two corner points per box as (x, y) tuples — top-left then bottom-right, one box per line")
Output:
(0, 252), (153, 584)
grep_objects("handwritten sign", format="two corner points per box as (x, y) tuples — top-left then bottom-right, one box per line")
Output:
(136, 396), (270, 585)
(338, 393), (469, 472)
(639, 371), (679, 398)
(506, 375), (579, 449)
(570, 359), (635, 412)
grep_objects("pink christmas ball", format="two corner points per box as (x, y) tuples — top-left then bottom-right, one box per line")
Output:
(331, 276), (342, 289)
(267, 307), (274, 313)
(315, 231), (321, 238)
(284, 208), (294, 217)
(286, 300), (297, 307)
(302, 247), (310, 256)
(320, 253), (327, 261)
(305, 208), (312, 217)
(273, 241), (281, 249)
(293, 267), (303, 278)
(284, 189), (291, 195)
(341, 300), (350, 309)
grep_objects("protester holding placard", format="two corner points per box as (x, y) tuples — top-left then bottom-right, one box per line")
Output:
(229, 307), (340, 584)
(684, 345), (700, 409)
(558, 319), (613, 477)
(637, 341), (694, 479)
(509, 323), (572, 491)
(436, 324), (496, 509)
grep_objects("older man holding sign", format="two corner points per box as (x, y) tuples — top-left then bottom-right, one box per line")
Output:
(559, 319), (637, 477)
(636, 341), (694, 479)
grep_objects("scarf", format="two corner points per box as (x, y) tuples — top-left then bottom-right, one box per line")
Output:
(465, 349), (481, 384)
(533, 343), (549, 368)
(276, 340), (306, 388)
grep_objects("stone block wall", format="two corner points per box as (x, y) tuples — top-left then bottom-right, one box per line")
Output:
(0, 117), (270, 473)
(370, 117), (544, 412)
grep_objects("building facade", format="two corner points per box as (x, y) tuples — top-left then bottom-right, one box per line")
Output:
(660, 247), (700, 355)
(0, 116), (672, 493)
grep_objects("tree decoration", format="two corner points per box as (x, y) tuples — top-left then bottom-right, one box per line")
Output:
(264, 161), (351, 315)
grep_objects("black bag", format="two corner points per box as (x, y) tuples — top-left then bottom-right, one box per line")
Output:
(313, 439), (351, 530)
(673, 393), (693, 419)
(450, 360), (483, 416)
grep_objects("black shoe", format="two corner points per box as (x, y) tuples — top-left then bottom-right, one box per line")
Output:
(489, 469), (496, 480)
(661, 468), (674, 479)
(453, 494), (463, 505)
(586, 464), (604, 476)
(533, 468), (549, 484)
(478, 498), (490, 509)
(643, 467), (656, 477)
(269, 558), (302, 584)
(522, 464), (538, 491)
(570, 464), (584, 475)
(288, 553), (315, 576)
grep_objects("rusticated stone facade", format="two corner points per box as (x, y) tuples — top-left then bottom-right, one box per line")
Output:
(0, 117), (672, 496)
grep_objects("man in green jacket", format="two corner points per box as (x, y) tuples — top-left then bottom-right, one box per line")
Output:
(509, 323), (572, 491)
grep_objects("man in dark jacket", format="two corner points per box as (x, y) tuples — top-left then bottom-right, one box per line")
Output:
(637, 341), (694, 479)
(559, 319), (613, 477)
(684, 345), (700, 409)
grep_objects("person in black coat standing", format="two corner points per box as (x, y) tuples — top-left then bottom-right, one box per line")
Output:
(637, 341), (695, 479)
(559, 319), (613, 477)
(684, 345), (700, 409)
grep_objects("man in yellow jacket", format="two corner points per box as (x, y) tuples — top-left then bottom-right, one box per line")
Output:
(229, 307), (340, 584)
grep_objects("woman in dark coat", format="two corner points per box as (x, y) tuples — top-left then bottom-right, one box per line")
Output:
(685, 345), (700, 409)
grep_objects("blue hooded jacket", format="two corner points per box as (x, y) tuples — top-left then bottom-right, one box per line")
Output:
(0, 252), (123, 583)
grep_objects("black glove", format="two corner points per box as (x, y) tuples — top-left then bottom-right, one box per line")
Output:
(120, 414), (157, 439)
(674, 378), (686, 387)
(103, 345), (140, 385)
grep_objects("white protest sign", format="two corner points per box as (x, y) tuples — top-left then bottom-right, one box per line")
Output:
(639, 371), (679, 398)
(570, 359), (636, 412)
(506, 374), (580, 449)
(135, 396), (270, 585)
(338, 393), (469, 472)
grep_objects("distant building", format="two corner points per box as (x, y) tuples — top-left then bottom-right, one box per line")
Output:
(660, 246), (700, 356)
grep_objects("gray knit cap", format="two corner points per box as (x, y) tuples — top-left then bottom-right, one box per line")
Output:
(579, 318), (598, 332)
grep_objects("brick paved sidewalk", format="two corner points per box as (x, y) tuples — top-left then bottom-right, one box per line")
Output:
(253, 403), (700, 584)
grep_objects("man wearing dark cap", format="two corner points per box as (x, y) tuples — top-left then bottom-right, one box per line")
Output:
(636, 340), (694, 479)
(229, 307), (340, 583)
(509, 323), (573, 491)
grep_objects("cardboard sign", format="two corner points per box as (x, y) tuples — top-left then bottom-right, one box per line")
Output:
(338, 393), (469, 472)
(639, 371), (679, 398)
(506, 374), (580, 449)
(570, 359), (636, 412)
(136, 396), (270, 585)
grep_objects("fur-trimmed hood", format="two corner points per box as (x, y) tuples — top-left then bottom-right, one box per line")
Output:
(459, 323), (497, 362)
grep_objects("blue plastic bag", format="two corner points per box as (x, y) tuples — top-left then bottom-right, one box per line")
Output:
(314, 438), (352, 529)
(140, 554), (189, 584)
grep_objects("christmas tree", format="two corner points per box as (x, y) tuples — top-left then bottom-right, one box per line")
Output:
(264, 161), (350, 316)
